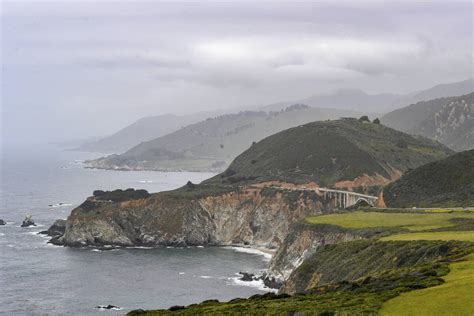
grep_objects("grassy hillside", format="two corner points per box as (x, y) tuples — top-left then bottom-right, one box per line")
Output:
(88, 105), (362, 171)
(384, 150), (474, 207)
(381, 96), (456, 133)
(205, 118), (452, 188)
(129, 209), (474, 315)
(410, 93), (473, 151)
(382, 93), (473, 151)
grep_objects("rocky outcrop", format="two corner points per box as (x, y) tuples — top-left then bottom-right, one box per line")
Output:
(50, 185), (331, 249)
(0, 219), (5, 225)
(40, 219), (66, 237)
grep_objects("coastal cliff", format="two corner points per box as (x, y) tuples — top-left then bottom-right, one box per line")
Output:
(53, 185), (331, 249)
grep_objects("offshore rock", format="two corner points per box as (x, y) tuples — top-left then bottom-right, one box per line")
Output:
(21, 215), (36, 227)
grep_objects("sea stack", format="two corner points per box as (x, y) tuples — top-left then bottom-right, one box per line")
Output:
(21, 214), (36, 227)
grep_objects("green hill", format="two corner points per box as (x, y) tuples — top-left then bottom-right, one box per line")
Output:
(384, 149), (474, 207)
(205, 118), (452, 188)
(87, 105), (361, 171)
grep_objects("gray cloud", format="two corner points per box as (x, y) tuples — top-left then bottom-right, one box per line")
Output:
(1, 0), (472, 143)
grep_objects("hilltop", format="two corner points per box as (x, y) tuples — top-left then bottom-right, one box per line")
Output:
(384, 149), (474, 207)
(87, 105), (361, 171)
(205, 118), (452, 189)
(382, 93), (473, 151)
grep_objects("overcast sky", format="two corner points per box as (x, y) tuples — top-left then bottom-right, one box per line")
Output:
(1, 0), (472, 143)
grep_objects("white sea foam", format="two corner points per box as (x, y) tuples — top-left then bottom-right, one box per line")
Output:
(138, 180), (154, 183)
(179, 272), (185, 275)
(0, 232), (5, 236)
(23, 231), (44, 236)
(96, 305), (123, 311)
(227, 276), (277, 293)
(22, 224), (45, 228)
(225, 246), (273, 261)
(199, 275), (213, 279)
(49, 203), (73, 208)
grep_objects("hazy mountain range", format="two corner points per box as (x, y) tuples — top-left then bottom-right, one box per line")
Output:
(77, 78), (473, 154)
(261, 78), (474, 113)
(87, 105), (362, 171)
(76, 110), (228, 153)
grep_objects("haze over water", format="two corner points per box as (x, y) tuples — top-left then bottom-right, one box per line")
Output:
(0, 144), (270, 315)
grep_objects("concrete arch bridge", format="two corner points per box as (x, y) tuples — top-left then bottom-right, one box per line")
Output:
(311, 188), (378, 209)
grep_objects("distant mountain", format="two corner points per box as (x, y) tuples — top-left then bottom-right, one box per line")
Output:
(382, 93), (473, 151)
(77, 78), (472, 154)
(205, 118), (452, 188)
(385, 150), (474, 207)
(262, 78), (473, 114)
(76, 110), (228, 153)
(87, 105), (362, 171)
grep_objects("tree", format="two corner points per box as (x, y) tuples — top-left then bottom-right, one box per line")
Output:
(373, 118), (380, 124)
(358, 115), (370, 123)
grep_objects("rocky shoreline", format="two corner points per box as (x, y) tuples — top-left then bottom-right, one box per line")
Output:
(45, 185), (343, 285)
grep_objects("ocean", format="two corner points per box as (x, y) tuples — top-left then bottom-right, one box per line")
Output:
(0, 144), (271, 315)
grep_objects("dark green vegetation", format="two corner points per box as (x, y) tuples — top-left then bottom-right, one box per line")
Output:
(382, 93), (473, 151)
(88, 105), (362, 171)
(92, 188), (150, 202)
(128, 240), (471, 316)
(206, 118), (452, 187)
(384, 150), (474, 207)
(286, 240), (470, 294)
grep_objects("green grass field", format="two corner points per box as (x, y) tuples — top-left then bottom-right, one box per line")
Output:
(376, 213), (474, 315)
(306, 211), (474, 231)
(380, 253), (474, 316)
(306, 210), (474, 315)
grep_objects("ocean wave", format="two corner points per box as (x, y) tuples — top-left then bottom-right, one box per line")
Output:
(199, 275), (213, 279)
(0, 232), (4, 236)
(138, 180), (155, 183)
(21, 224), (45, 228)
(23, 231), (46, 237)
(225, 246), (273, 261)
(227, 276), (277, 292)
(49, 203), (73, 208)
(95, 305), (122, 311)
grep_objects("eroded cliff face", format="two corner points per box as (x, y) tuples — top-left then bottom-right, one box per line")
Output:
(55, 185), (330, 249)
(267, 223), (363, 281)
